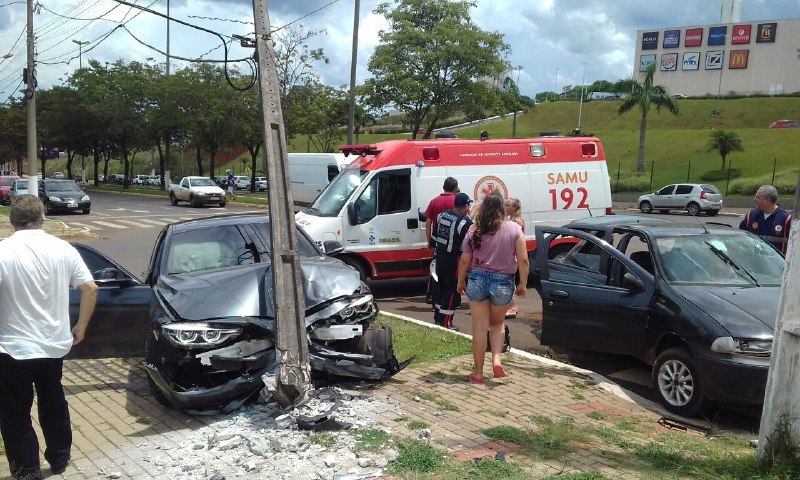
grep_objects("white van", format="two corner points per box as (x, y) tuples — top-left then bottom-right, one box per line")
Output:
(296, 137), (613, 280)
(288, 153), (351, 205)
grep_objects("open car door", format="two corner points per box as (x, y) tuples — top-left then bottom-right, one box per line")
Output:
(534, 226), (655, 357)
(67, 244), (151, 358)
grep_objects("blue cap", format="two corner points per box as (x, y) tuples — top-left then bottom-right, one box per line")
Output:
(454, 193), (473, 206)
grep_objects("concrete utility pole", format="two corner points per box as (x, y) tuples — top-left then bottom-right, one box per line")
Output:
(577, 62), (586, 132)
(758, 208), (800, 460)
(251, 0), (312, 407)
(26, 0), (37, 193)
(163, 0), (171, 189)
(346, 0), (361, 146)
(72, 39), (90, 183)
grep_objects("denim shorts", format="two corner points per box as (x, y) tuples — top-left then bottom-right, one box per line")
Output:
(465, 268), (515, 306)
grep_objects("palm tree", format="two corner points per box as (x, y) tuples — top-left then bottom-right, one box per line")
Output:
(707, 130), (743, 170)
(618, 63), (679, 173)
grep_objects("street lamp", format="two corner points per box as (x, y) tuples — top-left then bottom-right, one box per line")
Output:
(72, 39), (90, 69)
(512, 65), (523, 138)
(576, 62), (587, 133)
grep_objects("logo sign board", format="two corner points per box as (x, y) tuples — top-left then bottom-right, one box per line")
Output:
(756, 23), (777, 43)
(729, 50), (749, 69)
(732, 24), (751, 44)
(641, 31), (659, 50)
(661, 53), (678, 71)
(685, 28), (703, 47)
(682, 52), (700, 70)
(663, 30), (680, 48)
(705, 50), (723, 70)
(708, 26), (727, 45)
(639, 54), (656, 72)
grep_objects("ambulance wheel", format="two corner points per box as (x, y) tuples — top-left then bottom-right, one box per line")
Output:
(340, 255), (368, 282)
(639, 201), (653, 214)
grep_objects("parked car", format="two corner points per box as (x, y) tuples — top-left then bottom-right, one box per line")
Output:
(132, 174), (150, 185)
(108, 173), (125, 184)
(0, 175), (21, 204)
(10, 178), (28, 197)
(637, 184), (722, 216)
(38, 179), (91, 214)
(768, 120), (800, 128)
(66, 213), (411, 412)
(434, 131), (458, 139)
(235, 175), (251, 190)
(533, 216), (784, 416)
(147, 175), (162, 186)
(214, 175), (228, 188)
(255, 176), (268, 192)
(52, 171), (65, 179)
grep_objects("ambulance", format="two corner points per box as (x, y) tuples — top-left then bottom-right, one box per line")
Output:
(295, 136), (613, 280)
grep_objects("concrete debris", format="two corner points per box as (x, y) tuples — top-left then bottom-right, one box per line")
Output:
(418, 428), (431, 440)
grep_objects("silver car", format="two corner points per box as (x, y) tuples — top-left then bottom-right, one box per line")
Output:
(638, 183), (723, 216)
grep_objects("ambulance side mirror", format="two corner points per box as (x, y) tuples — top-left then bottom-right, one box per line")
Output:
(347, 203), (357, 225)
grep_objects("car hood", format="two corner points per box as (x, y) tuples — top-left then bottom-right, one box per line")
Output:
(191, 186), (224, 194)
(673, 285), (779, 338)
(155, 256), (361, 322)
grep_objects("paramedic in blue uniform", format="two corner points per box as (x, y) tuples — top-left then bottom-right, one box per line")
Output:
(432, 193), (474, 329)
(739, 185), (792, 255)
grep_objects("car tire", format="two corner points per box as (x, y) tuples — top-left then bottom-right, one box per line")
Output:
(706, 210), (719, 217)
(340, 255), (368, 282)
(219, 200), (226, 208)
(639, 201), (653, 214)
(169, 192), (178, 206)
(190, 195), (200, 208)
(686, 202), (701, 216)
(82, 208), (90, 214)
(144, 335), (174, 409)
(652, 347), (708, 417)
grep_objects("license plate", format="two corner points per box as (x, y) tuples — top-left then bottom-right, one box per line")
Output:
(68, 204), (78, 208)
(210, 196), (219, 201)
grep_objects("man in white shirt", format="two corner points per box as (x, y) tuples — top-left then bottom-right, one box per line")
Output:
(0, 195), (98, 479)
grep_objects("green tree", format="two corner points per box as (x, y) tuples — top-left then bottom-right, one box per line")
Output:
(618, 63), (679, 173)
(707, 130), (743, 170)
(362, 0), (509, 139)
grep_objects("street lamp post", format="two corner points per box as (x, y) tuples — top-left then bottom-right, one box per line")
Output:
(512, 65), (523, 138)
(577, 62), (587, 133)
(73, 39), (90, 182)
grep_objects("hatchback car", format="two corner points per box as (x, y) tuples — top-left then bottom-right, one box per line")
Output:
(235, 175), (251, 190)
(10, 178), (28, 197)
(255, 176), (268, 191)
(0, 175), (21, 204)
(38, 179), (91, 214)
(638, 184), (722, 216)
(768, 120), (800, 128)
(533, 217), (783, 416)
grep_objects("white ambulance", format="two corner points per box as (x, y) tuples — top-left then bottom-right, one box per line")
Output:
(295, 137), (613, 280)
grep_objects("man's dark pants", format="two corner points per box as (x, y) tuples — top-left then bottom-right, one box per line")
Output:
(434, 264), (460, 328)
(0, 354), (71, 477)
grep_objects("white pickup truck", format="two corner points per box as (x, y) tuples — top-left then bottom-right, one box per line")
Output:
(169, 176), (226, 207)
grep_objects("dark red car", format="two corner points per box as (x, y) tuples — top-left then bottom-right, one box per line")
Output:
(0, 175), (21, 205)
(768, 120), (800, 128)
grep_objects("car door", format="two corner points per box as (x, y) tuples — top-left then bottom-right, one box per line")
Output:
(67, 244), (152, 358)
(673, 184), (695, 209)
(535, 226), (655, 356)
(652, 185), (675, 208)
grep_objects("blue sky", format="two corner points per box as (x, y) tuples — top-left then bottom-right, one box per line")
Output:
(0, 0), (798, 102)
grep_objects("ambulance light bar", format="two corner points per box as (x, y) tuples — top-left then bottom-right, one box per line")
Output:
(340, 145), (381, 157)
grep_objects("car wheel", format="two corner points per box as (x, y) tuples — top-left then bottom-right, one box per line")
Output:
(169, 192), (178, 206)
(190, 195), (199, 208)
(639, 201), (653, 214)
(652, 348), (708, 417)
(659, 210), (670, 214)
(45, 201), (54, 215)
(219, 200), (226, 208)
(706, 210), (719, 217)
(686, 202), (701, 216)
(340, 255), (368, 282)
(144, 335), (174, 409)
(82, 208), (90, 214)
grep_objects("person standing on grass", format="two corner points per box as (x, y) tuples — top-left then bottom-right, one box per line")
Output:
(0, 195), (98, 480)
(739, 184), (791, 255)
(503, 197), (525, 319)
(432, 193), (474, 330)
(457, 192), (528, 385)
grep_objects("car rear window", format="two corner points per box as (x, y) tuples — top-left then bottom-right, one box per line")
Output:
(701, 185), (720, 194)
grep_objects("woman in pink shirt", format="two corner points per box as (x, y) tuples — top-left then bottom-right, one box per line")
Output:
(457, 192), (529, 384)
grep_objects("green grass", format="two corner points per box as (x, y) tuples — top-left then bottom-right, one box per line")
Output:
(407, 420), (429, 430)
(483, 416), (590, 460)
(586, 411), (607, 421)
(542, 473), (610, 480)
(387, 439), (448, 475)
(378, 314), (471, 367)
(354, 428), (393, 453)
(310, 432), (336, 449)
(413, 391), (459, 412)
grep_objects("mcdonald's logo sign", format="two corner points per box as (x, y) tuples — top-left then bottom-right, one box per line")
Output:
(729, 50), (749, 69)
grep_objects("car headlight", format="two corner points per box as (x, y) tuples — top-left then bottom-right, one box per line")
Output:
(81, 195), (90, 201)
(710, 336), (771, 356)
(336, 295), (376, 322)
(162, 323), (242, 348)
(49, 196), (62, 202)
(197, 191), (206, 196)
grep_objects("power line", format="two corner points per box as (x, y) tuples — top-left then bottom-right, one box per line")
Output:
(187, 14), (253, 26)
(120, 25), (251, 64)
(270, 0), (341, 35)
(37, 3), (119, 23)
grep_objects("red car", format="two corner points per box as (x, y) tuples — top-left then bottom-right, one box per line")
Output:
(0, 175), (21, 205)
(768, 120), (800, 128)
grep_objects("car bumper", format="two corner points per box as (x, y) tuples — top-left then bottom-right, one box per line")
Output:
(49, 200), (90, 211)
(195, 195), (224, 204)
(0, 193), (10, 204)
(694, 352), (768, 404)
(699, 200), (723, 210)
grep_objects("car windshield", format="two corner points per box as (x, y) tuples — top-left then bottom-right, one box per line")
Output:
(46, 180), (82, 192)
(164, 222), (321, 275)
(655, 234), (784, 286)
(0, 178), (16, 186)
(16, 180), (27, 188)
(190, 178), (217, 187)
(309, 168), (369, 217)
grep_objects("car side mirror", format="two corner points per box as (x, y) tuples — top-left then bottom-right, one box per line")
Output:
(347, 203), (357, 226)
(323, 240), (345, 256)
(622, 272), (645, 292)
(93, 267), (133, 287)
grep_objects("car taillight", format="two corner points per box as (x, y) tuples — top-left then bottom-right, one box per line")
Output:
(700, 191), (707, 200)
(422, 147), (440, 160)
(581, 143), (596, 156)
(605, 207), (613, 215)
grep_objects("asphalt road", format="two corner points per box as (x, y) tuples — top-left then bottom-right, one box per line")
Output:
(63, 192), (759, 429)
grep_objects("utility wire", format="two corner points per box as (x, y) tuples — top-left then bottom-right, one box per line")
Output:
(270, 0), (341, 34)
(120, 25), (251, 64)
(187, 14), (253, 25)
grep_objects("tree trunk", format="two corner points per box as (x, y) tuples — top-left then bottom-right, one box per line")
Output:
(156, 138), (165, 188)
(248, 144), (261, 192)
(66, 151), (75, 178)
(209, 148), (217, 178)
(92, 142), (101, 186)
(637, 113), (648, 173)
(195, 145), (203, 176)
(121, 135), (130, 189)
(721, 154), (727, 171)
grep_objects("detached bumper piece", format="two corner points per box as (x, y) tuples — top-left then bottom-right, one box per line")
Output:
(310, 324), (413, 380)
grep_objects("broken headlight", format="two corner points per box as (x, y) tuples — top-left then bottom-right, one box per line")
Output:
(162, 323), (242, 349)
(336, 295), (376, 323)
(710, 336), (772, 356)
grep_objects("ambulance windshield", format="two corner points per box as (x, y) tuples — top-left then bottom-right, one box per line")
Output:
(309, 169), (369, 216)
